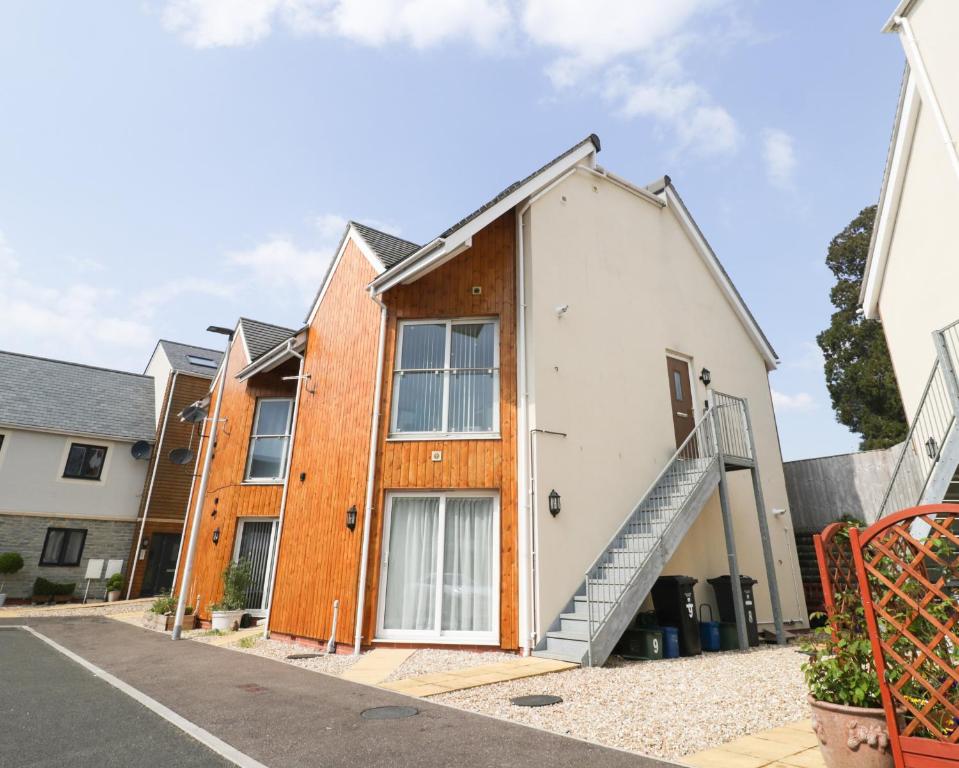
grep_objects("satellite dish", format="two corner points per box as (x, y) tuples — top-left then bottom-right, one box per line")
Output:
(131, 440), (152, 460)
(169, 447), (196, 465)
(180, 404), (208, 424)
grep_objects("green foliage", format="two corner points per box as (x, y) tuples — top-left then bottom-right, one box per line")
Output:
(150, 592), (193, 616)
(816, 205), (907, 450)
(210, 559), (252, 612)
(801, 596), (882, 709)
(0, 552), (24, 575)
(32, 577), (76, 596)
(106, 573), (124, 592)
(238, 635), (257, 649)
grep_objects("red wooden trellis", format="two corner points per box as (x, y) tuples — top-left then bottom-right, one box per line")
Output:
(814, 521), (860, 621)
(851, 504), (959, 768)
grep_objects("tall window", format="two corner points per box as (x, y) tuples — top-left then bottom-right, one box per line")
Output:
(245, 398), (293, 482)
(63, 443), (107, 480)
(391, 319), (499, 437)
(39, 527), (87, 566)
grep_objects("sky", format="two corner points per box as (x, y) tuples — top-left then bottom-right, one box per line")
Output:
(0, 1), (906, 461)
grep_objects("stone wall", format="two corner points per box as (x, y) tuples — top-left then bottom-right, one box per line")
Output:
(0, 514), (136, 600)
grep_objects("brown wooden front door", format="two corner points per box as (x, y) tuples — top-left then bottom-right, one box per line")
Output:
(666, 356), (695, 449)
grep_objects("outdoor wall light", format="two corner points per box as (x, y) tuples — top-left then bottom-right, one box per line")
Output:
(925, 436), (939, 461)
(346, 505), (358, 531)
(699, 368), (712, 387)
(140, 537), (149, 550)
(548, 490), (561, 517)
(212, 527), (220, 544)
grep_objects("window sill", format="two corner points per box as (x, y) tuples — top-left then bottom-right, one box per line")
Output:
(240, 480), (285, 486)
(387, 433), (501, 442)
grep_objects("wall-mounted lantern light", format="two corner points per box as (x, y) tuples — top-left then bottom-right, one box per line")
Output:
(346, 505), (358, 531)
(140, 537), (149, 551)
(699, 368), (712, 387)
(212, 527), (220, 544)
(548, 490), (561, 517)
(925, 436), (939, 461)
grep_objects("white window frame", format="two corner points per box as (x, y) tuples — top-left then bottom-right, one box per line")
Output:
(375, 490), (500, 645)
(244, 398), (294, 484)
(389, 317), (500, 440)
(232, 517), (279, 617)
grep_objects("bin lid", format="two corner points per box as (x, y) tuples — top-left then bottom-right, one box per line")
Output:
(654, 575), (699, 586)
(707, 575), (758, 586)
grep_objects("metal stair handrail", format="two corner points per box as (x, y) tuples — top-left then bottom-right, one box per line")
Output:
(582, 396), (750, 660)
(874, 320), (959, 521)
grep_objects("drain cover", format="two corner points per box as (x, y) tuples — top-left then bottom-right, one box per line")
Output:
(286, 653), (323, 660)
(361, 706), (419, 720)
(511, 695), (563, 707)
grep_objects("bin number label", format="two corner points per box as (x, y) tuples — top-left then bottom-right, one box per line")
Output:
(685, 595), (694, 619)
(653, 638), (660, 653)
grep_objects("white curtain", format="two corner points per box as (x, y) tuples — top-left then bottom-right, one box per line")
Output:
(383, 497), (439, 630)
(442, 497), (494, 632)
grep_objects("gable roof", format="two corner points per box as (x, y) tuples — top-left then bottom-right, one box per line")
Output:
(350, 222), (421, 269)
(157, 340), (223, 377)
(0, 350), (155, 442)
(238, 318), (297, 362)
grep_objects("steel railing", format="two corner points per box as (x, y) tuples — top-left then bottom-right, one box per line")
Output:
(875, 320), (959, 521)
(584, 394), (750, 663)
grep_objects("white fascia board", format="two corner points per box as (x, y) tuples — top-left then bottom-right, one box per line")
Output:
(0, 422), (142, 445)
(862, 73), (921, 320)
(882, 0), (920, 32)
(305, 225), (385, 326)
(369, 141), (599, 296)
(235, 335), (306, 382)
(663, 186), (779, 370)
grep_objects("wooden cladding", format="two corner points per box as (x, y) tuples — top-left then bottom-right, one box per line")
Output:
(176, 340), (296, 616)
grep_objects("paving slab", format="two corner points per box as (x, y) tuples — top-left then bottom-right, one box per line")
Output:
(2, 616), (672, 768)
(682, 721), (823, 768)
(379, 655), (576, 697)
(342, 647), (415, 684)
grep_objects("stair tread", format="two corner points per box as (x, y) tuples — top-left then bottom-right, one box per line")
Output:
(546, 629), (589, 641)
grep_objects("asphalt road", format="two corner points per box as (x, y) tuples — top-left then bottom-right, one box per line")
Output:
(0, 626), (233, 767)
(1, 616), (678, 768)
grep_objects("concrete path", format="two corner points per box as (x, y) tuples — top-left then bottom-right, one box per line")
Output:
(682, 721), (822, 768)
(1, 616), (674, 768)
(341, 647), (416, 685)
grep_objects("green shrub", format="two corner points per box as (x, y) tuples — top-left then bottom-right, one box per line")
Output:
(0, 552), (24, 575)
(106, 573), (124, 592)
(32, 577), (76, 596)
(150, 592), (193, 615)
(210, 559), (252, 612)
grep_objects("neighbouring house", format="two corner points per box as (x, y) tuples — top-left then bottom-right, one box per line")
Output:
(123, 340), (223, 599)
(859, 0), (959, 520)
(0, 351), (154, 600)
(176, 134), (807, 665)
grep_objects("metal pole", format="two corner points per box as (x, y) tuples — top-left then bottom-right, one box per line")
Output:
(171, 328), (233, 640)
(741, 400), (786, 645)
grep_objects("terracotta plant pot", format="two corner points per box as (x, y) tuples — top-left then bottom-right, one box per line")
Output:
(809, 695), (894, 768)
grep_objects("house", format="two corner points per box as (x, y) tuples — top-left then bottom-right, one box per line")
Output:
(123, 340), (224, 599)
(859, 0), (959, 520)
(0, 351), (154, 599)
(175, 135), (807, 665)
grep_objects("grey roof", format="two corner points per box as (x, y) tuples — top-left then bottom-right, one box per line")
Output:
(239, 318), (297, 362)
(0, 350), (155, 442)
(351, 222), (421, 269)
(157, 340), (224, 377)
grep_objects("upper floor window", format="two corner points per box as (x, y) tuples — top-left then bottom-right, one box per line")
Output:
(390, 319), (499, 437)
(63, 443), (107, 480)
(245, 398), (293, 482)
(40, 527), (87, 566)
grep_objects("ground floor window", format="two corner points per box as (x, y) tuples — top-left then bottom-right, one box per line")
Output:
(39, 527), (87, 566)
(377, 491), (499, 644)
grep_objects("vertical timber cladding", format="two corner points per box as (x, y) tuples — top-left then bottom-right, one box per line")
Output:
(266, 239), (383, 644)
(175, 337), (296, 619)
(127, 372), (212, 598)
(365, 210), (519, 650)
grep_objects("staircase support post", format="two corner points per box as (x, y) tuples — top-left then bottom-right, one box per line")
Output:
(709, 398), (749, 651)
(742, 402), (786, 646)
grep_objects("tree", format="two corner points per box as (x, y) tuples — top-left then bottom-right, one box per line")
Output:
(816, 205), (907, 450)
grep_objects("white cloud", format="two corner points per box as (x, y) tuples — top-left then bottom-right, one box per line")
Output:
(226, 236), (334, 294)
(762, 128), (797, 189)
(787, 341), (824, 372)
(161, 0), (511, 50)
(771, 389), (816, 412)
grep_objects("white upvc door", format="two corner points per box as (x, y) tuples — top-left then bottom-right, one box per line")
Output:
(232, 517), (279, 617)
(376, 491), (500, 645)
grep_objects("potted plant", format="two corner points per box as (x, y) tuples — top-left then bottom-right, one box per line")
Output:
(0, 552), (24, 607)
(209, 559), (251, 632)
(143, 592), (195, 631)
(802, 596), (895, 768)
(105, 573), (124, 602)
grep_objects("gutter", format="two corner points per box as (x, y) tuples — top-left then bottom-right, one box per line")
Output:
(353, 291), (388, 654)
(261, 346), (306, 638)
(126, 370), (178, 600)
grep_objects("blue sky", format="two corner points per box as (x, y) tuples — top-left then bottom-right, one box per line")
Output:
(0, 1), (905, 460)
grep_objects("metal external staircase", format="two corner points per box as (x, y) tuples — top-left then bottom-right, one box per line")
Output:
(872, 320), (959, 522)
(533, 393), (758, 667)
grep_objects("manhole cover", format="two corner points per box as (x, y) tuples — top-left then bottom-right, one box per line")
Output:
(361, 706), (419, 720)
(511, 695), (563, 707)
(287, 653), (323, 660)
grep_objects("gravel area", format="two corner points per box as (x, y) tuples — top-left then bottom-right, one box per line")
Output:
(237, 637), (362, 676)
(1, 600), (150, 618)
(432, 647), (809, 760)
